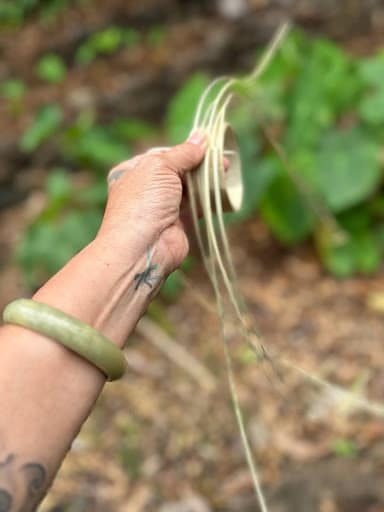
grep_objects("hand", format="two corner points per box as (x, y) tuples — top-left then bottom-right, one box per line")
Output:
(97, 132), (206, 275)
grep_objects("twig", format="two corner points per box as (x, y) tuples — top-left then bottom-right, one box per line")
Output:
(135, 316), (216, 392)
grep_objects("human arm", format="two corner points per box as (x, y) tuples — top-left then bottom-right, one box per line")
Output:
(0, 132), (206, 511)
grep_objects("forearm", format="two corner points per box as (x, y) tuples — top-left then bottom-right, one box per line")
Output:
(0, 236), (164, 510)
(0, 133), (206, 510)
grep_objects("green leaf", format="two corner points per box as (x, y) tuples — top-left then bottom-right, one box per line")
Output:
(0, 0), (39, 26)
(262, 30), (305, 81)
(353, 230), (381, 274)
(111, 118), (156, 141)
(18, 209), (103, 289)
(357, 52), (384, 126)
(20, 104), (62, 152)
(260, 167), (314, 244)
(358, 51), (384, 87)
(315, 128), (381, 212)
(75, 44), (95, 65)
(90, 26), (123, 53)
(333, 438), (358, 458)
(78, 180), (108, 206)
(1, 79), (25, 100)
(233, 152), (277, 220)
(160, 256), (195, 300)
(358, 90), (384, 126)
(36, 53), (67, 83)
(285, 38), (360, 150)
(317, 220), (382, 277)
(62, 125), (129, 170)
(161, 270), (184, 300)
(46, 168), (72, 202)
(165, 73), (210, 144)
(75, 26), (124, 64)
(317, 228), (355, 278)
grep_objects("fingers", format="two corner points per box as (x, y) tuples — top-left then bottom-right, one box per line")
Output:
(160, 131), (207, 177)
(107, 131), (206, 189)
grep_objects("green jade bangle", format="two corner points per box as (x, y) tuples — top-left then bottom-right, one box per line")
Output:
(2, 299), (126, 381)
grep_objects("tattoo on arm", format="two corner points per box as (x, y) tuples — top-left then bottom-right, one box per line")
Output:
(0, 490), (12, 512)
(0, 453), (47, 512)
(134, 247), (162, 291)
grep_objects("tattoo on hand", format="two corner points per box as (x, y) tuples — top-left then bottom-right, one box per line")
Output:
(134, 247), (162, 291)
(0, 453), (47, 512)
(108, 168), (126, 184)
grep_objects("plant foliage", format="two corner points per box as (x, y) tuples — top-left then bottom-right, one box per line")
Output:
(18, 30), (384, 290)
(167, 31), (384, 276)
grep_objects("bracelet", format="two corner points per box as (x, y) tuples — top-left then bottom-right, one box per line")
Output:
(2, 299), (126, 381)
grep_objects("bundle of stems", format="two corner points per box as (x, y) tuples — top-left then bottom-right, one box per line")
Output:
(186, 23), (384, 512)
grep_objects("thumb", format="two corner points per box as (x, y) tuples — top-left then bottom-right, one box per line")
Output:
(164, 131), (207, 177)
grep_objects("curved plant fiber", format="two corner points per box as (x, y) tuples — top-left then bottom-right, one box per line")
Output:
(186, 22), (384, 512)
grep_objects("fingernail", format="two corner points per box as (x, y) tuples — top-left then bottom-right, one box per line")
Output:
(188, 130), (206, 146)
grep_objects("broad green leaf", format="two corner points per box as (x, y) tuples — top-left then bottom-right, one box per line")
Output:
(75, 26), (125, 64)
(258, 30), (304, 84)
(89, 26), (123, 54)
(285, 38), (360, 150)
(78, 180), (108, 206)
(260, 168), (314, 244)
(237, 152), (277, 218)
(161, 256), (195, 300)
(165, 73), (210, 144)
(359, 90), (384, 126)
(353, 230), (381, 274)
(315, 128), (381, 212)
(75, 45), (95, 65)
(358, 51), (384, 87)
(1, 79), (25, 100)
(36, 54), (67, 83)
(46, 168), (72, 202)
(317, 221), (382, 277)
(161, 270), (184, 300)
(62, 125), (129, 169)
(111, 118), (156, 141)
(20, 104), (62, 152)
(18, 209), (103, 289)
(317, 229), (355, 278)
(356, 53), (384, 126)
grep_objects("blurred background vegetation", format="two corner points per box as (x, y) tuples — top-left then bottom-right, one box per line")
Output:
(1, 1), (384, 511)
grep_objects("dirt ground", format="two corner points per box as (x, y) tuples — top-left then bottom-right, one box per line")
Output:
(2, 204), (384, 511)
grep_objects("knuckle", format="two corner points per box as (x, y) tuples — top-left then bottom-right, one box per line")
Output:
(143, 153), (174, 175)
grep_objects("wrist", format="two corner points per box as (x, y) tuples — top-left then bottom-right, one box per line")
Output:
(87, 237), (166, 345)
(32, 237), (165, 349)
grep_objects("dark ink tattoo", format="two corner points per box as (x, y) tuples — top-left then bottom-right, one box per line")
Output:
(0, 489), (12, 512)
(21, 463), (46, 503)
(134, 247), (161, 291)
(0, 453), (47, 512)
(108, 168), (126, 184)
